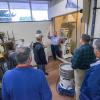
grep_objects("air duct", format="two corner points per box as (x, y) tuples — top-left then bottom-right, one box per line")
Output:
(82, 0), (91, 23)
(91, 0), (97, 38)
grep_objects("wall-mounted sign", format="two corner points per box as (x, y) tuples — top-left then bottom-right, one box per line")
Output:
(66, 0), (79, 8)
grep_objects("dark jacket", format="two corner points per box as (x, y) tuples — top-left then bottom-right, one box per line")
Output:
(33, 42), (47, 65)
(71, 44), (96, 69)
(80, 60), (100, 100)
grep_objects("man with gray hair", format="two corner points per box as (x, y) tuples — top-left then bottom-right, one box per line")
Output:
(80, 39), (100, 100)
(2, 46), (52, 100)
(33, 32), (48, 75)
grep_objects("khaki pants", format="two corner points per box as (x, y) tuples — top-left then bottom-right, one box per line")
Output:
(74, 69), (86, 100)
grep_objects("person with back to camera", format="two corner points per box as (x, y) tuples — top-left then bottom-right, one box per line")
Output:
(80, 39), (100, 100)
(48, 31), (61, 60)
(71, 34), (96, 100)
(33, 32), (48, 75)
(2, 46), (52, 100)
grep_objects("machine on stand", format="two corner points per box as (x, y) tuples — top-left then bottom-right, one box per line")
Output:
(60, 22), (75, 59)
(0, 31), (16, 73)
(0, 32), (15, 99)
(0, 31), (26, 99)
(60, 37), (72, 59)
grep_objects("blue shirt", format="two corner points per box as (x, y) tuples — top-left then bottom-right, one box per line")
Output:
(48, 36), (60, 45)
(2, 66), (52, 100)
(80, 60), (100, 100)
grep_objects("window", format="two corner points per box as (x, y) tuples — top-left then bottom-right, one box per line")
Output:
(10, 3), (31, 21)
(32, 3), (48, 21)
(0, 2), (49, 22)
(0, 2), (11, 22)
(32, 10), (48, 21)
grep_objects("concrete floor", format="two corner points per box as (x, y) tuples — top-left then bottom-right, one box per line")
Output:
(46, 58), (75, 100)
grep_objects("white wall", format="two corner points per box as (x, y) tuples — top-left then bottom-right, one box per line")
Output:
(0, 21), (51, 45)
(48, 0), (83, 18)
(0, 21), (53, 56)
(0, 21), (53, 65)
(88, 0), (100, 38)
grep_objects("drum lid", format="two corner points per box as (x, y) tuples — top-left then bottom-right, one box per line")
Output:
(60, 63), (73, 71)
